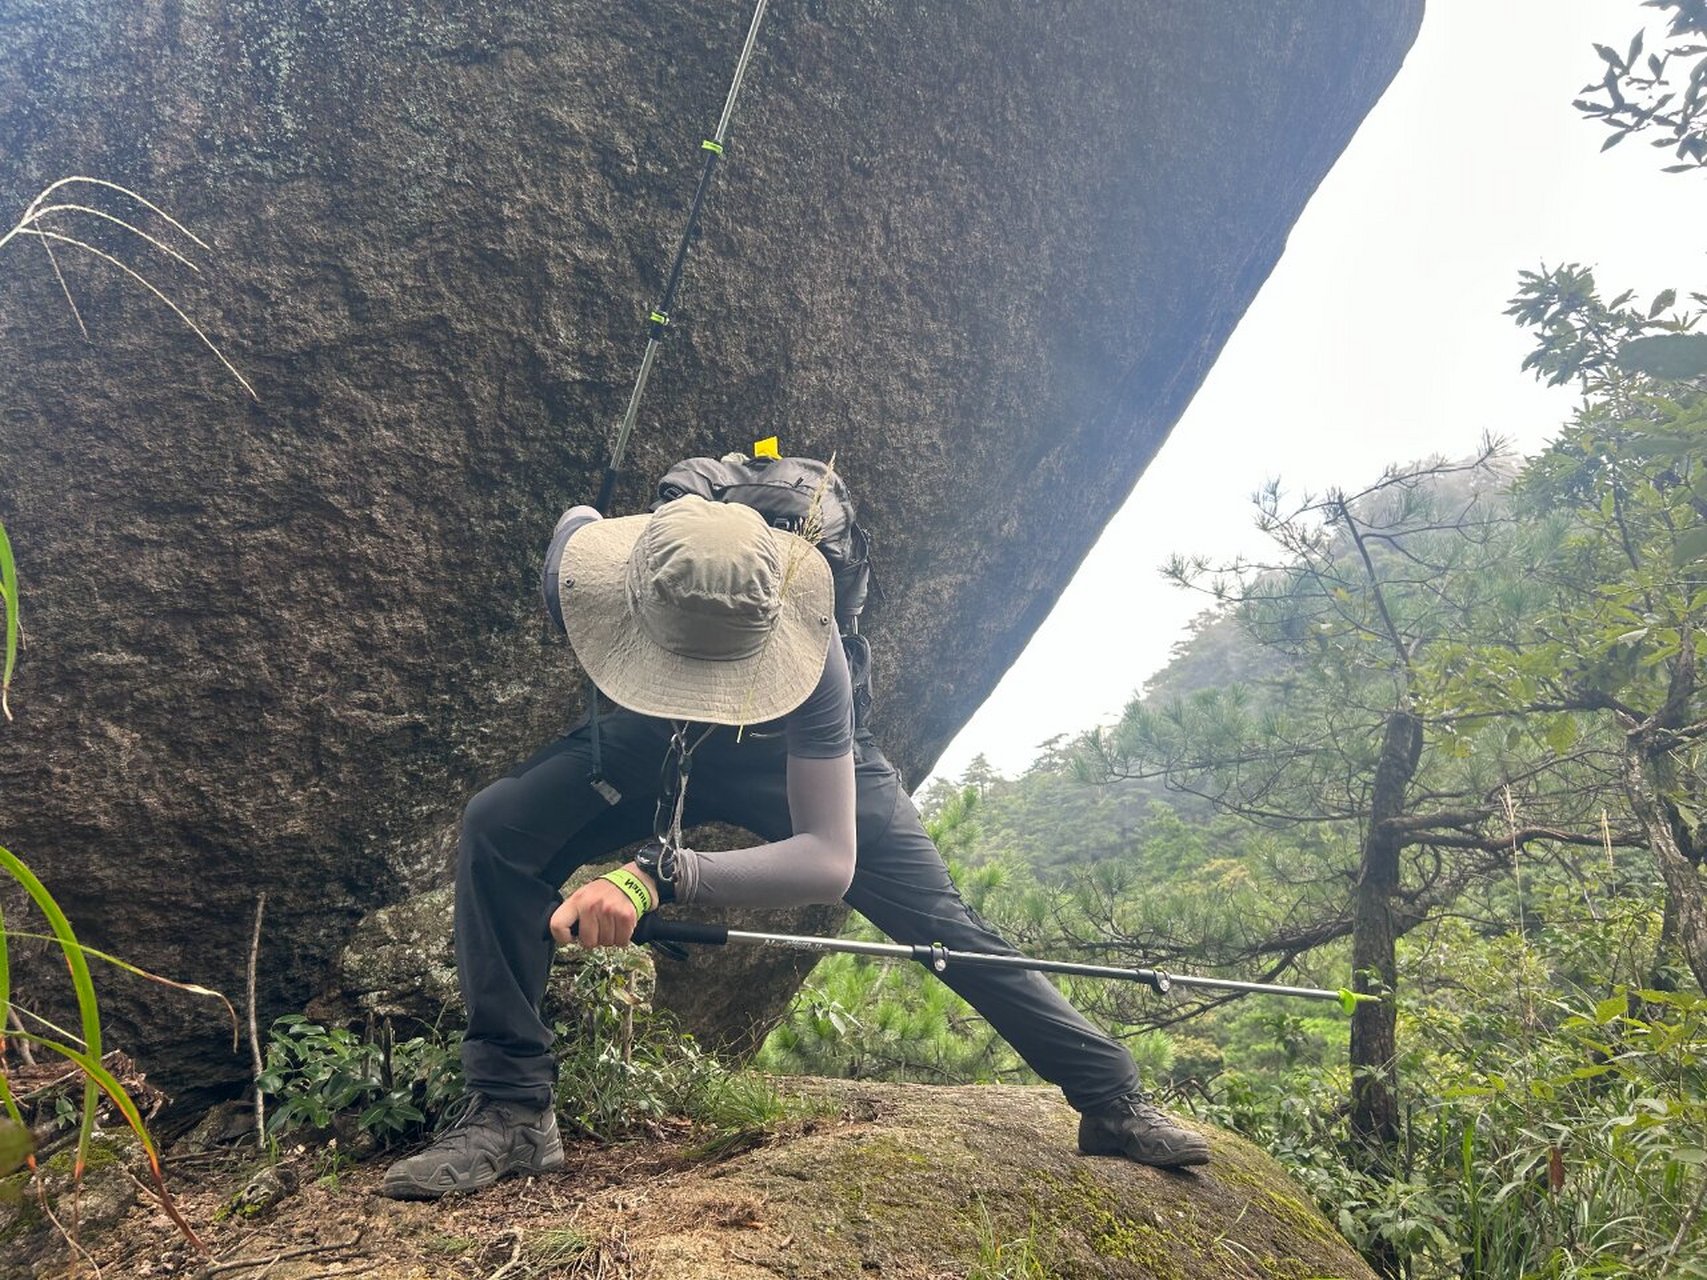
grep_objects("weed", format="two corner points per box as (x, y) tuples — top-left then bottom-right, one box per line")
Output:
(966, 1199), (1056, 1280)
(527, 1225), (589, 1267)
(552, 948), (804, 1154)
(421, 1233), (477, 1257)
(257, 1015), (462, 1144)
(1, 177), (255, 399)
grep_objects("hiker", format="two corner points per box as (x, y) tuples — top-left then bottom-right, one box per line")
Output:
(381, 487), (1209, 1200)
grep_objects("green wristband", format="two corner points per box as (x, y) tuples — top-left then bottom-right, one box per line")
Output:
(599, 868), (653, 918)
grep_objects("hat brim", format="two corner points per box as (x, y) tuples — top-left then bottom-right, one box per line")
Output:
(561, 512), (836, 725)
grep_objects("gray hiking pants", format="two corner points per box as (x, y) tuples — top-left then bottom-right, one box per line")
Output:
(455, 710), (1140, 1112)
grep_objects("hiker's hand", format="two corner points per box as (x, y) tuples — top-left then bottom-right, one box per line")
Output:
(551, 862), (659, 949)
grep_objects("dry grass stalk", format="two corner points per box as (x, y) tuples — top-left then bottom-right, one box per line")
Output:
(1, 175), (255, 399)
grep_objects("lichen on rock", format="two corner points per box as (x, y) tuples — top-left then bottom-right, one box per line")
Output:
(0, 1130), (143, 1274)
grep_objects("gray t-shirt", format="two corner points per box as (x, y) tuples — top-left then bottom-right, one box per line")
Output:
(544, 506), (852, 755)
(767, 632), (853, 759)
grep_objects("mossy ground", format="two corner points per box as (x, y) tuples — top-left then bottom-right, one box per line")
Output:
(1, 1130), (144, 1272)
(18, 1081), (1376, 1280)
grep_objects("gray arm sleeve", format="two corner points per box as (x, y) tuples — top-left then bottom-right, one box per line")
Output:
(669, 751), (857, 907)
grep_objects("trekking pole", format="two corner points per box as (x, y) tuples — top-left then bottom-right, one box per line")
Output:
(594, 0), (772, 515)
(630, 916), (1378, 1015)
(578, 0), (772, 803)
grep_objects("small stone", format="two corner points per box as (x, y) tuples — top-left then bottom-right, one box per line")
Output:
(228, 1162), (300, 1219)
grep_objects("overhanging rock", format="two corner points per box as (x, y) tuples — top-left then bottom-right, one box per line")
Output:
(0, 0), (1423, 1099)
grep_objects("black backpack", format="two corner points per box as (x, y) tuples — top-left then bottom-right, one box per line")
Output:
(655, 453), (876, 733)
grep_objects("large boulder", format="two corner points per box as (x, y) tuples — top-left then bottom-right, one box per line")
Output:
(33, 1081), (1383, 1280)
(0, 1), (1423, 1100)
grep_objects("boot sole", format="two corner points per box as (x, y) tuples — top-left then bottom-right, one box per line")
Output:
(1079, 1140), (1211, 1169)
(1079, 1123), (1212, 1169)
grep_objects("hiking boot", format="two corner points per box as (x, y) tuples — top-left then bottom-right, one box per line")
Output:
(380, 1094), (564, 1200)
(1078, 1094), (1211, 1169)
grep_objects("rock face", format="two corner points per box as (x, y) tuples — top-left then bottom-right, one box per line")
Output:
(1, 1130), (144, 1275)
(310, 857), (843, 1064)
(304, 883), (655, 1035)
(0, 1), (1423, 1099)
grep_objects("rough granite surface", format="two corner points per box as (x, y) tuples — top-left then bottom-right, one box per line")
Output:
(0, 1), (1423, 1100)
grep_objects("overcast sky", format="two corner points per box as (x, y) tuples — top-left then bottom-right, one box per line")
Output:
(927, 0), (1707, 786)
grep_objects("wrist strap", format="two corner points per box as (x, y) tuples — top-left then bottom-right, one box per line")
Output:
(599, 868), (654, 918)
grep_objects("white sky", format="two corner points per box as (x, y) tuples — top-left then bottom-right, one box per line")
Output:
(928, 0), (1707, 786)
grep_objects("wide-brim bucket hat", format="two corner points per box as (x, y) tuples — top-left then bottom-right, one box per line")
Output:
(560, 494), (835, 725)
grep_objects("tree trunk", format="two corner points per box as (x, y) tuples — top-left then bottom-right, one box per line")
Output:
(1623, 740), (1707, 993)
(1350, 710), (1422, 1171)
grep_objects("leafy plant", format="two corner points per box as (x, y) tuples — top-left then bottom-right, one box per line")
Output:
(1575, 2), (1707, 174)
(552, 947), (794, 1148)
(1505, 264), (1702, 390)
(256, 1015), (463, 1143)
(1, 843), (205, 1250)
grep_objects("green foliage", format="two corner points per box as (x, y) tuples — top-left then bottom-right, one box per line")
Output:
(255, 950), (793, 1155)
(1439, 985), (1707, 1278)
(756, 944), (1032, 1086)
(0, 516), (16, 721)
(760, 791), (1056, 1087)
(1575, 3), (1707, 173)
(1506, 263), (1701, 389)
(553, 1011), (756, 1144)
(1449, 270), (1707, 995)
(551, 947), (795, 1148)
(966, 1200), (1054, 1280)
(760, 786), (1214, 1091)
(1441, 387), (1707, 722)
(257, 1015), (463, 1143)
(0, 843), (204, 1247)
(251, 946), (799, 1177)
(1299, 990), (1701, 1276)
(524, 1226), (590, 1270)
(1193, 897), (1706, 1279)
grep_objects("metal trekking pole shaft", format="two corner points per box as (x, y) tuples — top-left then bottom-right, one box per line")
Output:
(595, 0), (772, 514)
(630, 917), (1376, 1015)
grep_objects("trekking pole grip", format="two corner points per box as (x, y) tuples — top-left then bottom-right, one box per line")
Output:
(632, 916), (730, 947)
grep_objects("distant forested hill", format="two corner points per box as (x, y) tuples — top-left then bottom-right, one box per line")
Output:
(925, 454), (1514, 876)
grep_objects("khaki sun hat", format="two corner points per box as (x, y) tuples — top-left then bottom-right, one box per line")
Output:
(560, 495), (836, 725)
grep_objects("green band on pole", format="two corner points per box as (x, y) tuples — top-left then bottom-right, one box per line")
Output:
(701, 139), (724, 154)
